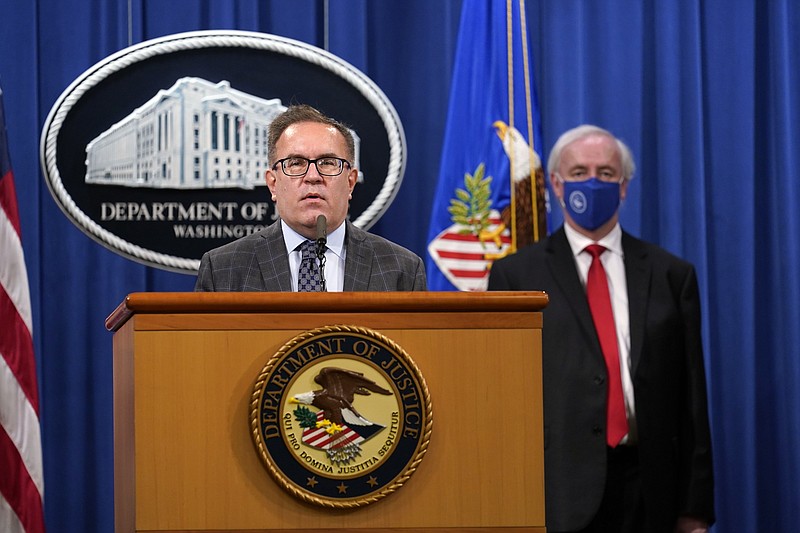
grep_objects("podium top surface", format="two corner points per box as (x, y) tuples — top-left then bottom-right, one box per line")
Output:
(105, 291), (548, 332)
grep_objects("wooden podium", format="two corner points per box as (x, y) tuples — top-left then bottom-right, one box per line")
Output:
(106, 291), (548, 533)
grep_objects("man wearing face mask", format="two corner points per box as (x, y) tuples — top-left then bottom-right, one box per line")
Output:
(488, 125), (714, 533)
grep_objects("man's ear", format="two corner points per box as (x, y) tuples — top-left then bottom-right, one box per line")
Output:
(347, 167), (358, 193)
(266, 169), (277, 200)
(550, 172), (563, 201)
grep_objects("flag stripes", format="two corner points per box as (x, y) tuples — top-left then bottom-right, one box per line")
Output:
(0, 87), (46, 533)
(301, 411), (364, 450)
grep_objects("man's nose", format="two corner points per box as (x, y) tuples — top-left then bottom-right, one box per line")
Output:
(303, 163), (324, 182)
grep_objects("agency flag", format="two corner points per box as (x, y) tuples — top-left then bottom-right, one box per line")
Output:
(426, 0), (547, 291)
(0, 86), (46, 533)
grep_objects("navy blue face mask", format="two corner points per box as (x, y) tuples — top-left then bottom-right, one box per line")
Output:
(561, 177), (622, 231)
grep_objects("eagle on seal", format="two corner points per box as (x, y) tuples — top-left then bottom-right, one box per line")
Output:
(291, 367), (392, 427)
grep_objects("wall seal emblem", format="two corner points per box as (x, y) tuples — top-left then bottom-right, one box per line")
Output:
(40, 30), (405, 273)
(249, 325), (432, 507)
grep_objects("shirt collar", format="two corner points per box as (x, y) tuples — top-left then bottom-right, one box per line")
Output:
(325, 222), (345, 259)
(281, 219), (346, 259)
(564, 222), (624, 258)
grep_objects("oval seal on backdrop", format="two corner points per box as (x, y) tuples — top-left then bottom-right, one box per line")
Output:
(39, 30), (406, 273)
(249, 325), (432, 508)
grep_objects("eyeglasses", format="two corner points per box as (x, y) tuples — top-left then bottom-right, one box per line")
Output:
(272, 157), (351, 177)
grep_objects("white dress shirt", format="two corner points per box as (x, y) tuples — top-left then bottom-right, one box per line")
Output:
(281, 220), (346, 292)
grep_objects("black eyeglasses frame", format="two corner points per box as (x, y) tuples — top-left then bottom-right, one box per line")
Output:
(272, 157), (351, 177)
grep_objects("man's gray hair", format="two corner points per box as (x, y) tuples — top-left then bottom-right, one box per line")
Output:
(546, 124), (636, 180)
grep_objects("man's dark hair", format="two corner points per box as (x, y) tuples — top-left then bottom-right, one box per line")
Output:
(268, 104), (355, 164)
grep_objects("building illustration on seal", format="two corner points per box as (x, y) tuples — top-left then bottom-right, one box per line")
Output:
(85, 76), (362, 190)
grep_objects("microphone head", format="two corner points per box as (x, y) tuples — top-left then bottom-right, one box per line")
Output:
(315, 214), (327, 244)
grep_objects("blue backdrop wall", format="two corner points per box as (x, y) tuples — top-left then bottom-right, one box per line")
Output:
(1, 1), (799, 531)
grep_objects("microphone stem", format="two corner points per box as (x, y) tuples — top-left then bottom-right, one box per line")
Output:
(316, 242), (326, 292)
(315, 214), (327, 291)
(317, 215), (328, 292)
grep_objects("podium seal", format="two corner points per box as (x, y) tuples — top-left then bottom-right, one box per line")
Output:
(249, 325), (432, 507)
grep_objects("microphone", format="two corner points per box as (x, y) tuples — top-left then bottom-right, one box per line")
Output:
(316, 214), (327, 248)
(315, 215), (327, 291)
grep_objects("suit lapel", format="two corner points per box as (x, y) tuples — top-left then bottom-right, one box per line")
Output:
(343, 221), (372, 291)
(622, 232), (651, 377)
(546, 229), (602, 352)
(255, 223), (293, 291)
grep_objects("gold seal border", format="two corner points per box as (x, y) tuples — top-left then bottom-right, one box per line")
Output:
(248, 324), (433, 508)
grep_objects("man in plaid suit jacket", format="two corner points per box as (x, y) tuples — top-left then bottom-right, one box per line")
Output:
(195, 104), (425, 293)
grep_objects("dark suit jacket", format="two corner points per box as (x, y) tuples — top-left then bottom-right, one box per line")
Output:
(488, 227), (714, 532)
(194, 220), (427, 291)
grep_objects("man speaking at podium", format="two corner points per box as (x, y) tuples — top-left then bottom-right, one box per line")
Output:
(488, 125), (714, 533)
(195, 104), (426, 292)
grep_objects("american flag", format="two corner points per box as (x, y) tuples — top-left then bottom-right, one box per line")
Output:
(0, 86), (46, 532)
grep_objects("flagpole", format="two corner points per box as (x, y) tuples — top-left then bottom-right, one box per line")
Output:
(518, 0), (541, 243)
(506, 0), (518, 253)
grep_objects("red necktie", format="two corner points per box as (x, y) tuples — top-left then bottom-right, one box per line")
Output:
(585, 244), (628, 447)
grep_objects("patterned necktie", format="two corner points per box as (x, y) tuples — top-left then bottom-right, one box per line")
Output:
(297, 240), (323, 292)
(585, 244), (629, 447)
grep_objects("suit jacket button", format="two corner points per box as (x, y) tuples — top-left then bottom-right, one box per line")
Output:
(594, 375), (605, 385)
(592, 425), (602, 435)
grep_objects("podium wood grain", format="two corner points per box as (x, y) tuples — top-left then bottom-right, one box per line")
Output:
(109, 292), (547, 533)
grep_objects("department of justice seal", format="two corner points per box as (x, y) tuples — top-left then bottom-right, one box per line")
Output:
(249, 325), (432, 508)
